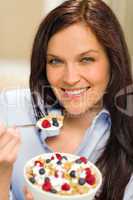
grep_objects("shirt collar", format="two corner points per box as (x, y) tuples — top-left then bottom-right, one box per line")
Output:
(92, 107), (111, 127)
(74, 108), (111, 156)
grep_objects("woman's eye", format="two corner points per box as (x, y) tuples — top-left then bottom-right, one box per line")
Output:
(80, 57), (95, 63)
(47, 58), (62, 65)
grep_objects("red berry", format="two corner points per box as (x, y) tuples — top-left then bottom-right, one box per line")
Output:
(51, 156), (55, 160)
(34, 160), (43, 167)
(42, 181), (52, 191)
(85, 167), (91, 176)
(61, 183), (70, 191)
(55, 153), (62, 160)
(79, 156), (87, 164)
(41, 119), (51, 128)
(86, 174), (96, 185)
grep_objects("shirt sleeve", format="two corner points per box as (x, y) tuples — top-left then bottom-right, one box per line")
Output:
(123, 174), (133, 200)
(9, 189), (18, 200)
(9, 190), (13, 200)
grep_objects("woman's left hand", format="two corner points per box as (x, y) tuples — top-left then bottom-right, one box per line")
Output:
(23, 186), (34, 200)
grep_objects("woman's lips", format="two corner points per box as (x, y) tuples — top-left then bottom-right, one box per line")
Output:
(61, 87), (90, 99)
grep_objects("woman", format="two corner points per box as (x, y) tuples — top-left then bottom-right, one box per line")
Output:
(0, 0), (133, 199)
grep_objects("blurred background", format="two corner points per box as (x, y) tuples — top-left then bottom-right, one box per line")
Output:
(0, 0), (133, 90)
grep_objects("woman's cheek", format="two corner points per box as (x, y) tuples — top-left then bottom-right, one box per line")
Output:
(86, 66), (109, 85)
(47, 67), (64, 86)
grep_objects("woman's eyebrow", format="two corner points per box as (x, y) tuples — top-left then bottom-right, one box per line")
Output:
(47, 54), (61, 58)
(79, 50), (99, 56)
(47, 50), (99, 59)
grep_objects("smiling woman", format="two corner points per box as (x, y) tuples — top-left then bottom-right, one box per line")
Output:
(0, 0), (133, 200)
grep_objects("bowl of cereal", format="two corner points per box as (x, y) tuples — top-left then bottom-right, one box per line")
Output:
(24, 153), (102, 200)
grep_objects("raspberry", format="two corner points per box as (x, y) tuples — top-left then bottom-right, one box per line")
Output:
(55, 153), (62, 160)
(86, 174), (96, 185)
(42, 181), (52, 191)
(51, 156), (54, 160)
(79, 156), (88, 164)
(61, 183), (70, 191)
(41, 119), (51, 128)
(85, 167), (91, 176)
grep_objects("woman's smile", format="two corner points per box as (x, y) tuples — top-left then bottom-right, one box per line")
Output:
(61, 87), (90, 99)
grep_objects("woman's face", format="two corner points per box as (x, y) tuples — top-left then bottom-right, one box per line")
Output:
(46, 23), (110, 115)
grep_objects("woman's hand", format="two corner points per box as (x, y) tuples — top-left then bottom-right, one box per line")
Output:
(0, 123), (21, 200)
(23, 186), (34, 200)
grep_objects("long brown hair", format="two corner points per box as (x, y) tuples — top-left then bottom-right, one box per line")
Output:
(30, 0), (133, 199)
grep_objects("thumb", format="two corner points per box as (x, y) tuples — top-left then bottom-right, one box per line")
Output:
(23, 186), (34, 200)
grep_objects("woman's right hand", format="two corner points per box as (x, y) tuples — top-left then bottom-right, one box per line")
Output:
(0, 123), (21, 200)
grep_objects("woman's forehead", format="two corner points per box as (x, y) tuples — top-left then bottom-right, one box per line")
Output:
(47, 23), (104, 56)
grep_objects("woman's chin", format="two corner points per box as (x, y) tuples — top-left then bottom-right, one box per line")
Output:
(64, 106), (87, 117)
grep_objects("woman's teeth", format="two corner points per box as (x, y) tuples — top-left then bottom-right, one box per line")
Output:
(63, 88), (87, 96)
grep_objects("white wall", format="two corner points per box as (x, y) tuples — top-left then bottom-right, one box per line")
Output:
(43, 0), (65, 15)
(0, 0), (43, 60)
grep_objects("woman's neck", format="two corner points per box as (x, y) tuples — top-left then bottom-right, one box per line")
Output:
(63, 106), (102, 131)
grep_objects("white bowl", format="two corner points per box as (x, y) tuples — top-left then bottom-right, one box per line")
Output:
(24, 153), (102, 200)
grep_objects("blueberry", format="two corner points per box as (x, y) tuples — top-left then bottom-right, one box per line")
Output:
(69, 170), (76, 178)
(52, 118), (59, 127)
(56, 160), (62, 165)
(39, 168), (45, 175)
(75, 159), (82, 164)
(46, 159), (51, 163)
(53, 121), (59, 127)
(78, 178), (86, 185)
(62, 156), (68, 160)
(29, 177), (36, 184)
(50, 188), (57, 193)
(52, 118), (58, 122)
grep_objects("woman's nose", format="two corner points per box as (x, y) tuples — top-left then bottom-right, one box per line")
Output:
(63, 64), (80, 85)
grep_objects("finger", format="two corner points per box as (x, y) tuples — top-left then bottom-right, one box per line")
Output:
(23, 186), (27, 193)
(5, 142), (21, 163)
(9, 140), (21, 161)
(0, 127), (20, 151)
(0, 127), (19, 150)
(6, 127), (21, 144)
(0, 132), (21, 163)
(0, 122), (6, 137)
(6, 127), (20, 137)
(0, 132), (13, 150)
(0, 143), (20, 164)
(0, 133), (20, 154)
(23, 186), (34, 200)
